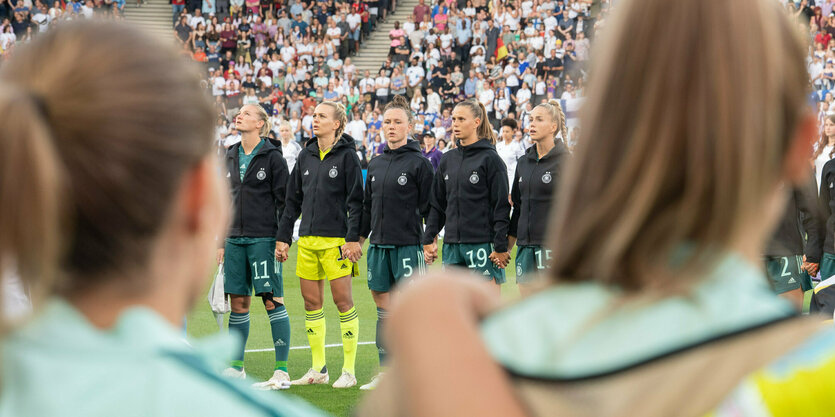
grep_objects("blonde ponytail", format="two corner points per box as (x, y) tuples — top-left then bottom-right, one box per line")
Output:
(455, 99), (497, 145)
(247, 103), (273, 137)
(1, 21), (215, 296)
(536, 99), (568, 142)
(0, 87), (64, 304)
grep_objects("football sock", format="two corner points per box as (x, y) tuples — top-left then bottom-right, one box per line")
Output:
(268, 305), (290, 373)
(375, 307), (388, 366)
(340, 306), (359, 374)
(305, 308), (327, 372)
(228, 311), (250, 370)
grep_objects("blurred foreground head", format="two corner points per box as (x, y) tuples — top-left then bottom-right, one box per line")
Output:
(549, 0), (816, 290)
(0, 22), (223, 308)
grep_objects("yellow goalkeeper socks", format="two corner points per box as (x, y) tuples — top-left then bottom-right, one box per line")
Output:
(305, 308), (326, 372)
(339, 306), (359, 374)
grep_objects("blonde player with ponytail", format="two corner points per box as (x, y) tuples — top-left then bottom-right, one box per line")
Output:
(507, 99), (570, 295)
(217, 103), (294, 390)
(422, 99), (511, 288)
(276, 100), (364, 389)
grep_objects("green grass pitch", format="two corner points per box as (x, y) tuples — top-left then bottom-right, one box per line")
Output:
(187, 242), (522, 416)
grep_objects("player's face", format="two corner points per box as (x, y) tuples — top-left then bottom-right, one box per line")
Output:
(235, 105), (264, 134)
(312, 104), (339, 137)
(383, 108), (411, 144)
(528, 106), (558, 142)
(452, 105), (479, 141)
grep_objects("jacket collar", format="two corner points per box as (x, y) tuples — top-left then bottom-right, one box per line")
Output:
(525, 139), (568, 161)
(384, 139), (421, 155)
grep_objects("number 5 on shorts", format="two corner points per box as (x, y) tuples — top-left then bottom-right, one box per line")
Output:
(402, 258), (413, 278)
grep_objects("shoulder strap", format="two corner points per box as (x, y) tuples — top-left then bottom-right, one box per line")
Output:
(509, 317), (826, 417)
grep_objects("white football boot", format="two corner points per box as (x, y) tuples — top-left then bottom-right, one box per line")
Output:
(252, 370), (292, 390)
(359, 372), (384, 391)
(332, 371), (357, 389)
(291, 368), (330, 385)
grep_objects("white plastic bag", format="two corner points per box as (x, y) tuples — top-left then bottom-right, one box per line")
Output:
(208, 263), (230, 331)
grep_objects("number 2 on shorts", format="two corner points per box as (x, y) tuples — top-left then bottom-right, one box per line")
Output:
(780, 257), (791, 278)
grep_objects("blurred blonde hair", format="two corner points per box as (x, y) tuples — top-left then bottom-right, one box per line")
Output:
(548, 0), (809, 290)
(0, 22), (215, 301)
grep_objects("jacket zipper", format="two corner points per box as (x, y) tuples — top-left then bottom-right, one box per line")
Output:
(240, 151), (264, 236)
(456, 150), (463, 242)
(380, 155), (393, 242)
(526, 159), (537, 245)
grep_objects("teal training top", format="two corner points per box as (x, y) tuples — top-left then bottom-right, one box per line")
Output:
(481, 252), (800, 379)
(0, 300), (329, 417)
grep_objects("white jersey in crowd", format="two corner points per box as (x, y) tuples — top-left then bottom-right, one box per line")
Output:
(496, 139), (526, 188)
(282, 140), (303, 173)
(223, 133), (242, 148)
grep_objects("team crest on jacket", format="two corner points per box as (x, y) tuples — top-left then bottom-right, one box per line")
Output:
(256, 168), (266, 180)
(397, 174), (408, 185)
(329, 166), (338, 178)
(469, 172), (480, 184)
(517, 264), (523, 276)
(542, 172), (552, 184)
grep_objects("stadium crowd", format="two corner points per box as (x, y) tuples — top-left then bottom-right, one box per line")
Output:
(0, 0), (600, 162)
(180, 0), (602, 162)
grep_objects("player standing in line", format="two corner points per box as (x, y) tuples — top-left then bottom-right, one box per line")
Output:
(275, 101), (364, 389)
(763, 178), (821, 309)
(358, 95), (434, 390)
(422, 99), (511, 289)
(507, 99), (570, 296)
(218, 104), (293, 390)
(818, 158), (835, 282)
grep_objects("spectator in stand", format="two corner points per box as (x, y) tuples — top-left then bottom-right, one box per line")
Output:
(422, 132), (442, 170)
(413, 0), (429, 26)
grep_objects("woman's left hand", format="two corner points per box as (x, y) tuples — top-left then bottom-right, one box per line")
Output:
(341, 241), (363, 262)
(489, 251), (510, 269)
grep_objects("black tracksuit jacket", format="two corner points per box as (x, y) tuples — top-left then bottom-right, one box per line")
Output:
(508, 141), (569, 247)
(421, 139), (511, 252)
(818, 159), (835, 257)
(360, 140), (435, 246)
(224, 138), (289, 240)
(276, 134), (364, 245)
(766, 177), (822, 262)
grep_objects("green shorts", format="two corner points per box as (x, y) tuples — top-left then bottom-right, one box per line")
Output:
(366, 244), (425, 292)
(224, 239), (284, 297)
(515, 245), (551, 285)
(764, 255), (811, 293)
(442, 242), (506, 284)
